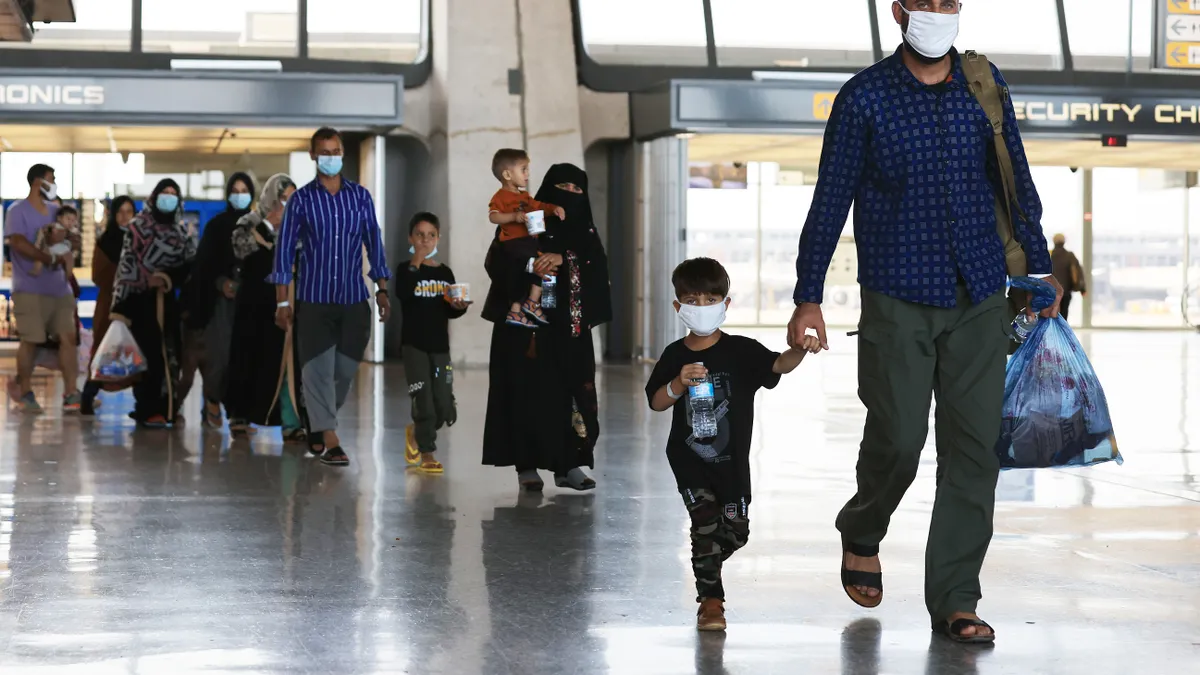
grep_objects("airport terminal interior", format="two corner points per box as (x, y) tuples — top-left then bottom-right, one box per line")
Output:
(0, 1), (1198, 673)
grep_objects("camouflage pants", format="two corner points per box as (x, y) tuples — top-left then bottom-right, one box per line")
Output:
(680, 488), (750, 601)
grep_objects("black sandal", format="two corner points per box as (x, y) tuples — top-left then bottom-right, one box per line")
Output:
(933, 617), (996, 644)
(319, 446), (350, 466)
(841, 541), (884, 608)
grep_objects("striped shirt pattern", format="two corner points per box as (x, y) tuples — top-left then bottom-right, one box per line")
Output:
(270, 177), (390, 304)
(795, 48), (1053, 308)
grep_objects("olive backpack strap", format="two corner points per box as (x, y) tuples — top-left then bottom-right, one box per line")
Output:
(962, 50), (1027, 278)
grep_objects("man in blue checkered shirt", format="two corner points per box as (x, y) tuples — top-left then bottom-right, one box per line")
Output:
(787, 0), (1063, 645)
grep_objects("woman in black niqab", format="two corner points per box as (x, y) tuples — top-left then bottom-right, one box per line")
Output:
(481, 163), (613, 491)
(182, 171), (255, 427)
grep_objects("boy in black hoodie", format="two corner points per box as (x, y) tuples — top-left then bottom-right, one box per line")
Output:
(396, 212), (471, 473)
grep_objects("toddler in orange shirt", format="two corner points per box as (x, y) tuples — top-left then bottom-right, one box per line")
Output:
(488, 148), (565, 328)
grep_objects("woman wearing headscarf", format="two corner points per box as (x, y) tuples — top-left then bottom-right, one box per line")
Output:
(223, 174), (311, 443)
(183, 171), (255, 428)
(482, 163), (613, 491)
(110, 178), (197, 428)
(80, 195), (136, 414)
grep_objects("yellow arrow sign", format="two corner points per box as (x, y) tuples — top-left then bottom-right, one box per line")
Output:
(812, 92), (837, 121)
(1166, 0), (1200, 14)
(1165, 41), (1200, 67)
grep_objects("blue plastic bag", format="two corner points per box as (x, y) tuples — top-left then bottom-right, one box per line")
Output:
(995, 277), (1122, 469)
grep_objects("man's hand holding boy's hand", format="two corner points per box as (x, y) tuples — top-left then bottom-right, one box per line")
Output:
(793, 335), (822, 354)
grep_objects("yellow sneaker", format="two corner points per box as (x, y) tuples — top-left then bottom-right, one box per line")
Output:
(404, 424), (420, 465)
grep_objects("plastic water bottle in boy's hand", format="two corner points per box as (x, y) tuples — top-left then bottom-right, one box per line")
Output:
(688, 364), (718, 439)
(995, 276), (1121, 469)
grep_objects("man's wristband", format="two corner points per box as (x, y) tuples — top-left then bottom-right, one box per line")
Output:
(375, 288), (388, 295)
(277, 301), (290, 308)
(666, 380), (684, 400)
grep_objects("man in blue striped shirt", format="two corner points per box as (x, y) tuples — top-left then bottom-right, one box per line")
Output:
(787, 0), (1063, 644)
(272, 127), (391, 467)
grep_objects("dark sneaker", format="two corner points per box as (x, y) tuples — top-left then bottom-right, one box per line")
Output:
(18, 392), (42, 414)
(63, 393), (83, 412)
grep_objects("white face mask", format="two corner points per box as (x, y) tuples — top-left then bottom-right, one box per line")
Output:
(897, 3), (959, 60)
(677, 301), (727, 337)
(41, 181), (57, 201)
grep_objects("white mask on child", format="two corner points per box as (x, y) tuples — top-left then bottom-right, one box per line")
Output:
(677, 301), (727, 337)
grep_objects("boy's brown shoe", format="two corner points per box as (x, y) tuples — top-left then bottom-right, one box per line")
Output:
(696, 598), (726, 631)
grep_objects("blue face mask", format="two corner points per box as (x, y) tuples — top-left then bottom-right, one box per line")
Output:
(409, 245), (438, 260)
(317, 155), (343, 177)
(229, 193), (252, 210)
(155, 193), (179, 213)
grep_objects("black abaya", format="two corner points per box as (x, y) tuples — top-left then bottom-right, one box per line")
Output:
(481, 163), (611, 473)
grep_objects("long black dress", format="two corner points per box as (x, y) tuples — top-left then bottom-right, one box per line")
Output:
(481, 163), (613, 474)
(224, 218), (309, 430)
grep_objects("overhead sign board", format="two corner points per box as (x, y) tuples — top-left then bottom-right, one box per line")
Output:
(1156, 0), (1200, 69)
(632, 79), (1200, 139)
(0, 70), (404, 127)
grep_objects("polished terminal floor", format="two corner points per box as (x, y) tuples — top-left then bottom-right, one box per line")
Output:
(0, 330), (1197, 675)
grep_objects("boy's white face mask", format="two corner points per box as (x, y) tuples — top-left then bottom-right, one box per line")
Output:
(677, 300), (728, 337)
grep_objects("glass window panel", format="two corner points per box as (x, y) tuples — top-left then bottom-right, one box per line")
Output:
(1064, 0), (1153, 72)
(712, 0), (875, 68)
(686, 163), (759, 324)
(1, 153), (73, 200)
(0, 0), (132, 52)
(1029, 166), (1085, 328)
(1091, 168), (1186, 327)
(1185, 182), (1200, 327)
(142, 0), (298, 58)
(579, 0), (709, 66)
(874, 0), (1063, 70)
(307, 0), (424, 64)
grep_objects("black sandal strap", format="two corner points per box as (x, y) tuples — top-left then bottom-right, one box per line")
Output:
(948, 618), (993, 635)
(843, 540), (879, 558)
(841, 569), (883, 591)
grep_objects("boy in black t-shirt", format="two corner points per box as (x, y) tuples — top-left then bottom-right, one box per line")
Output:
(645, 257), (821, 632)
(396, 212), (471, 473)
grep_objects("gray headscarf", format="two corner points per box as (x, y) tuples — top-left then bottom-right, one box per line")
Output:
(232, 173), (296, 260)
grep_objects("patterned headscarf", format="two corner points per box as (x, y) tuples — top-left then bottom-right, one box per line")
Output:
(232, 173), (295, 260)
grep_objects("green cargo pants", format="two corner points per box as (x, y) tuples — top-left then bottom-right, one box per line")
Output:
(402, 346), (457, 453)
(836, 285), (1007, 624)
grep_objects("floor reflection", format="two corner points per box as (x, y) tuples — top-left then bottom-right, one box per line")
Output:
(0, 329), (1197, 673)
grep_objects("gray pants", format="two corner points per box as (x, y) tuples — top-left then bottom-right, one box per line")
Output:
(296, 301), (371, 434)
(202, 296), (236, 404)
(402, 346), (456, 452)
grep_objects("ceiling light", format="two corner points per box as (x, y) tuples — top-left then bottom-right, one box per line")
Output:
(170, 59), (283, 72)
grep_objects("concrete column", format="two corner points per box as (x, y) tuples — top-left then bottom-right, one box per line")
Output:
(637, 136), (688, 360)
(429, 0), (585, 365)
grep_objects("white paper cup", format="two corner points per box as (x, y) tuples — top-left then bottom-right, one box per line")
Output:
(449, 283), (470, 302)
(525, 210), (546, 235)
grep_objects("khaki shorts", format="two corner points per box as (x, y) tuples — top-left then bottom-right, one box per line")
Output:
(12, 292), (76, 344)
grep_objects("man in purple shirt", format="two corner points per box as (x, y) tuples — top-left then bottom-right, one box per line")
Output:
(3, 163), (80, 413)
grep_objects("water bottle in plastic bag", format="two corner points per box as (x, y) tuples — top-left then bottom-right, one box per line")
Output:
(995, 277), (1122, 469)
(90, 321), (148, 382)
(541, 275), (557, 309)
(688, 364), (718, 439)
